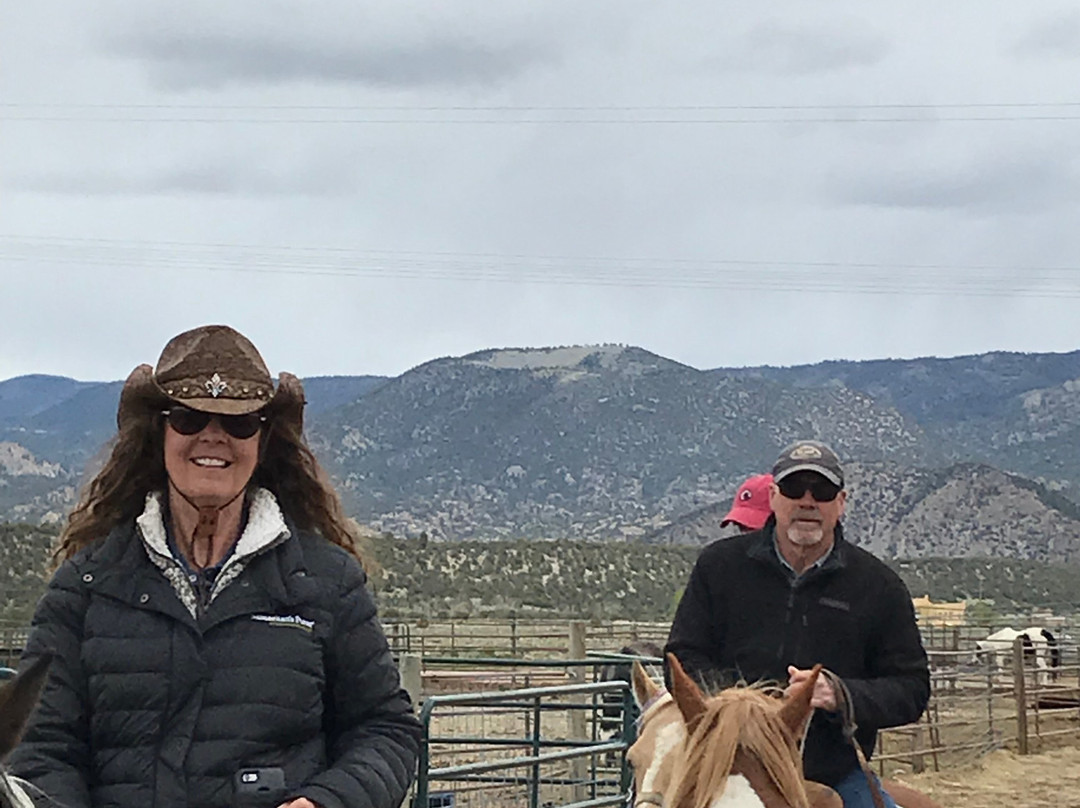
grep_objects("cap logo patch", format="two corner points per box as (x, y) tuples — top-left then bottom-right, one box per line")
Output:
(790, 444), (822, 460)
(205, 373), (229, 398)
(739, 489), (753, 501)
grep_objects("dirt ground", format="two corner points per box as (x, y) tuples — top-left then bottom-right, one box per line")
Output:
(891, 746), (1080, 808)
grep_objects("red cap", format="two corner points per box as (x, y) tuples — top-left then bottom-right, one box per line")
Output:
(720, 474), (774, 531)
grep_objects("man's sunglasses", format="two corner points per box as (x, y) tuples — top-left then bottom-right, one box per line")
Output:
(776, 474), (842, 503)
(162, 406), (266, 440)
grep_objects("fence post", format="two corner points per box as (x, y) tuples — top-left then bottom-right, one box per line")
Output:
(1012, 636), (1029, 754)
(909, 724), (925, 773)
(569, 621), (588, 802)
(412, 701), (432, 808)
(530, 695), (542, 808)
(401, 654), (422, 710)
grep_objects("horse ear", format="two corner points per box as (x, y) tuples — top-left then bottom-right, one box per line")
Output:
(631, 660), (660, 709)
(0, 654), (52, 760)
(667, 653), (708, 730)
(779, 663), (822, 739)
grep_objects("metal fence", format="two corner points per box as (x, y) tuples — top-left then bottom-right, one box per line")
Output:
(384, 618), (670, 659)
(874, 635), (1080, 776)
(0, 622), (29, 669)
(2, 613), (1079, 804)
(412, 667), (638, 808)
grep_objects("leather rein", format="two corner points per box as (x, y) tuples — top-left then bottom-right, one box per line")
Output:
(818, 669), (888, 808)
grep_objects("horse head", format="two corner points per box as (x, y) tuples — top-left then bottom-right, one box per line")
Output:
(0, 656), (51, 808)
(599, 641), (664, 734)
(626, 654), (840, 808)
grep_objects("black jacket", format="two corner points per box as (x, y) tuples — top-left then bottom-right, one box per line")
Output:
(665, 519), (929, 788)
(10, 519), (421, 808)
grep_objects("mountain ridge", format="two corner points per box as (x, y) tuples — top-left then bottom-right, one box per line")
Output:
(2, 344), (1079, 562)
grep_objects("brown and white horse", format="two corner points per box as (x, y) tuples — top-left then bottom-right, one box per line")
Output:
(0, 657), (51, 808)
(626, 656), (941, 808)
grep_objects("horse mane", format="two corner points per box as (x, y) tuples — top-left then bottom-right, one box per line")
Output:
(666, 685), (810, 808)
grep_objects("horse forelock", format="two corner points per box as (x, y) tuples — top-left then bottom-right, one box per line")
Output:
(667, 687), (809, 808)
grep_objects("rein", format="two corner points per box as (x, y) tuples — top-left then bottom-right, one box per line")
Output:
(819, 669), (887, 808)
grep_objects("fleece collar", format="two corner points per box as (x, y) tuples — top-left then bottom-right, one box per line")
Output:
(135, 487), (291, 616)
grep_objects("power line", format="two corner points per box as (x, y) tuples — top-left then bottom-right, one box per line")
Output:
(5, 101), (1080, 111)
(5, 114), (1080, 125)
(5, 234), (1080, 273)
(1, 235), (1077, 298)
(4, 102), (1080, 125)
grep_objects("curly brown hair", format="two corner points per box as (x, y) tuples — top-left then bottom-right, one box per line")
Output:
(56, 403), (369, 568)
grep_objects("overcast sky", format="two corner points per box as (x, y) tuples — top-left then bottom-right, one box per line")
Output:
(4, 1), (1080, 382)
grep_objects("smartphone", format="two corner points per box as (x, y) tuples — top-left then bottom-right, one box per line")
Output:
(234, 767), (288, 807)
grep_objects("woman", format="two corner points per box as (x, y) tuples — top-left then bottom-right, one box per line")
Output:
(11, 325), (421, 808)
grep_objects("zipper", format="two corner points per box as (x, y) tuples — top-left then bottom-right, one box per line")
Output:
(776, 581), (798, 660)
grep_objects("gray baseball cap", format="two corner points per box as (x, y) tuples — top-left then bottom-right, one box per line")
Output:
(771, 440), (844, 487)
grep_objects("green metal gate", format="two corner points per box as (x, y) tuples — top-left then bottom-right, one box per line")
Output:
(412, 677), (637, 808)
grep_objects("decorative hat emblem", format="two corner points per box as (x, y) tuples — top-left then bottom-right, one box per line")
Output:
(739, 489), (753, 501)
(790, 444), (822, 460)
(205, 373), (229, 398)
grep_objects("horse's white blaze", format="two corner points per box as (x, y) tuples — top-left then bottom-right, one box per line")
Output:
(640, 720), (685, 794)
(708, 774), (766, 808)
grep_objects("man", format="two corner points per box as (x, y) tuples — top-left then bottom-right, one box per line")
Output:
(720, 473), (774, 533)
(665, 440), (929, 808)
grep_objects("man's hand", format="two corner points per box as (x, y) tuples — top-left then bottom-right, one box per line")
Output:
(786, 666), (838, 712)
(278, 800), (319, 808)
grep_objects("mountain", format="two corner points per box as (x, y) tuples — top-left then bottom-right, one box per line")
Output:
(0, 374), (388, 470)
(647, 462), (1080, 564)
(300, 376), (388, 416)
(309, 345), (938, 541)
(2, 344), (1080, 564)
(722, 350), (1080, 495)
(0, 375), (99, 422)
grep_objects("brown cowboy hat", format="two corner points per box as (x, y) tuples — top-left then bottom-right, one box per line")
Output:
(117, 325), (305, 432)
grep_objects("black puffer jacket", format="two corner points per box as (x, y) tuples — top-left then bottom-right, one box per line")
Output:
(10, 517), (421, 808)
(665, 519), (929, 788)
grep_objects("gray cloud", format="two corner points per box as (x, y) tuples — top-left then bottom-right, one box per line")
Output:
(109, 29), (556, 91)
(9, 1), (1080, 384)
(1011, 11), (1080, 59)
(827, 151), (1079, 214)
(11, 159), (358, 197)
(710, 20), (889, 75)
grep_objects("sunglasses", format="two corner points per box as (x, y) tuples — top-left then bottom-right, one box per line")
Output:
(776, 474), (842, 503)
(162, 406), (266, 440)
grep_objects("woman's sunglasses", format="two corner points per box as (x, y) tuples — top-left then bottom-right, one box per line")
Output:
(776, 474), (842, 503)
(162, 406), (266, 440)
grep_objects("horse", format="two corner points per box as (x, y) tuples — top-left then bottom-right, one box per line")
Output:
(626, 656), (942, 808)
(597, 641), (664, 736)
(973, 627), (1060, 684)
(0, 656), (51, 808)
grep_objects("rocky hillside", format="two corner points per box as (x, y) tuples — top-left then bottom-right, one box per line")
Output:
(4, 524), (1078, 622)
(725, 350), (1080, 496)
(309, 345), (936, 540)
(0, 522), (56, 625)
(649, 462), (1080, 564)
